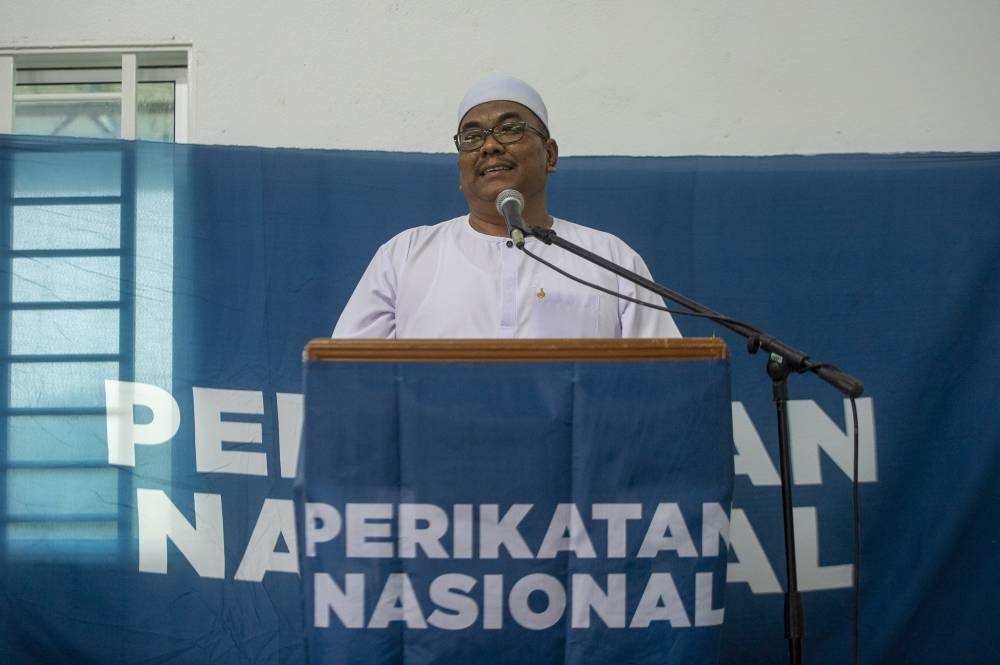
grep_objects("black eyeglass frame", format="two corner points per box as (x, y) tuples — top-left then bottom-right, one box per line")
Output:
(453, 121), (549, 152)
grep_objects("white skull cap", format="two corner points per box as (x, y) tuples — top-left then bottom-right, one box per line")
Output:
(457, 75), (549, 132)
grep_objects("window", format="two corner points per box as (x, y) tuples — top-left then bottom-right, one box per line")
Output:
(0, 48), (189, 141)
(1, 48), (182, 561)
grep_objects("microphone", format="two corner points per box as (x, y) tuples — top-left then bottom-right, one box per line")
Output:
(495, 189), (527, 248)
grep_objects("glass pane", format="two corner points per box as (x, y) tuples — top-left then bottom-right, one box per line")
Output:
(137, 81), (175, 142)
(13, 204), (121, 250)
(17, 82), (121, 95)
(6, 521), (118, 561)
(13, 149), (122, 198)
(11, 309), (120, 355)
(7, 467), (119, 518)
(7, 415), (110, 463)
(8, 361), (119, 408)
(7, 520), (117, 541)
(11, 256), (121, 302)
(134, 147), (176, 386)
(15, 98), (122, 139)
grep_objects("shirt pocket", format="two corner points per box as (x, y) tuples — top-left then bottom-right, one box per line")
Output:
(524, 288), (601, 338)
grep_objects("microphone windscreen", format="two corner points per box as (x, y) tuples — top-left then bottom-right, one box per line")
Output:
(495, 189), (524, 215)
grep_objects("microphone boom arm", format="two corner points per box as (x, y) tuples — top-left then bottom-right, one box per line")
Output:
(526, 225), (863, 398)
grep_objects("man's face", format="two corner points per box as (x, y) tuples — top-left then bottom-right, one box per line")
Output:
(456, 100), (557, 210)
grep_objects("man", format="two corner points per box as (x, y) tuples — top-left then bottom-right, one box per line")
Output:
(332, 75), (681, 339)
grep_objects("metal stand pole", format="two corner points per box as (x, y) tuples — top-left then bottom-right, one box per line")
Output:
(768, 354), (804, 665)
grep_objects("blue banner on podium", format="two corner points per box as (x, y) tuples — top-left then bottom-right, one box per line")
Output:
(299, 353), (734, 664)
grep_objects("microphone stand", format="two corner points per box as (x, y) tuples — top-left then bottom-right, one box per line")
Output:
(523, 224), (863, 665)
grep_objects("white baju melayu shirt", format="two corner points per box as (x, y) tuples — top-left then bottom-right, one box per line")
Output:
(332, 216), (681, 339)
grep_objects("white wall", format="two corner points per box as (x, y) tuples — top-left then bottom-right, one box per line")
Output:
(2, 0), (999, 156)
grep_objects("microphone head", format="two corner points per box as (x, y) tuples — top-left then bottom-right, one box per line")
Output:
(495, 189), (524, 215)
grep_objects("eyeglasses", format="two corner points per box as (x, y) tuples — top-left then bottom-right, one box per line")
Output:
(453, 120), (548, 152)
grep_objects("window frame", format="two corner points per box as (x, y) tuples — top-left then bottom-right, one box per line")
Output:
(0, 47), (191, 142)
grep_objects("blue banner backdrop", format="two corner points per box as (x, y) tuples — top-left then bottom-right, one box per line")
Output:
(0, 135), (998, 664)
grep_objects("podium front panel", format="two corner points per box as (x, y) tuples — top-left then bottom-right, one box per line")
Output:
(299, 343), (733, 665)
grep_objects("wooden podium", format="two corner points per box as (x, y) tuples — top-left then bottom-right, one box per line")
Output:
(304, 337), (729, 362)
(299, 338), (733, 665)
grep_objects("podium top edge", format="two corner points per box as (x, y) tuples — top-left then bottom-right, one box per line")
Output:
(304, 338), (729, 362)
